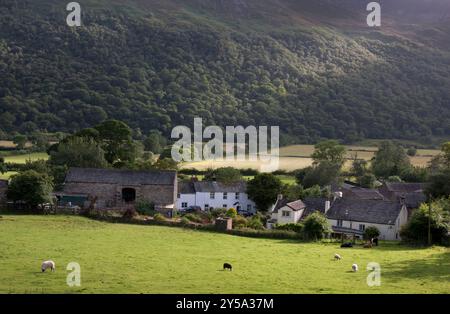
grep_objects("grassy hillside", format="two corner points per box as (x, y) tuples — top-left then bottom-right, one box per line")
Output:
(0, 0), (449, 143)
(0, 215), (448, 293)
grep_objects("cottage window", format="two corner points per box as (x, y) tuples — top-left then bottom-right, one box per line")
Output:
(181, 202), (188, 208)
(359, 224), (365, 231)
(210, 192), (215, 199)
(247, 204), (252, 211)
(235, 193), (240, 200)
(223, 204), (227, 208)
(223, 192), (228, 200)
(282, 210), (290, 217)
(337, 220), (343, 227)
(205, 204), (209, 210)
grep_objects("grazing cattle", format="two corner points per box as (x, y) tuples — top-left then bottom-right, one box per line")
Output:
(340, 242), (353, 248)
(364, 242), (373, 248)
(223, 263), (232, 271)
(41, 260), (56, 272)
(334, 254), (342, 261)
(352, 264), (358, 272)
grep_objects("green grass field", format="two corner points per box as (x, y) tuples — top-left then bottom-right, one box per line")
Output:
(0, 215), (448, 294)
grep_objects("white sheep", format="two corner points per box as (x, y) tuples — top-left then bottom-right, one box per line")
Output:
(334, 253), (342, 260)
(352, 264), (358, 272)
(41, 260), (56, 272)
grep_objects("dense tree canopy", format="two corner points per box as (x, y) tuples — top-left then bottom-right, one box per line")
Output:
(0, 1), (449, 144)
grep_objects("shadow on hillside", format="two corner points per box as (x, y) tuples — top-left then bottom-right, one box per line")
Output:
(381, 251), (450, 283)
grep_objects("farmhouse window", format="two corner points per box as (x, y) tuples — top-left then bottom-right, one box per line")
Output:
(359, 224), (365, 231)
(223, 192), (228, 200)
(210, 192), (215, 199)
(282, 211), (290, 217)
(223, 204), (227, 208)
(205, 204), (209, 210)
(235, 193), (240, 199)
(247, 204), (252, 211)
(337, 220), (343, 227)
(182, 202), (188, 208)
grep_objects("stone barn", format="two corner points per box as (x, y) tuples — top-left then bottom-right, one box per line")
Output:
(62, 168), (177, 213)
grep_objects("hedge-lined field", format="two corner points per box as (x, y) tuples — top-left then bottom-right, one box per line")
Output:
(0, 215), (448, 294)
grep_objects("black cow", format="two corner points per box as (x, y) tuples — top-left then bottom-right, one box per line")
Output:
(223, 263), (233, 271)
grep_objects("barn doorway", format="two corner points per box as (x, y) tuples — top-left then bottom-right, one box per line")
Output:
(122, 188), (136, 203)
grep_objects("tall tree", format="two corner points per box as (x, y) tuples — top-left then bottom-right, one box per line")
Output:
(247, 173), (283, 211)
(7, 170), (54, 210)
(311, 140), (346, 167)
(372, 141), (411, 178)
(49, 137), (108, 168)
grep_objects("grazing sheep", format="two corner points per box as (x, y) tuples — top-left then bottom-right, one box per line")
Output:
(334, 254), (342, 261)
(364, 242), (373, 249)
(41, 260), (55, 272)
(223, 263), (232, 271)
(352, 264), (358, 272)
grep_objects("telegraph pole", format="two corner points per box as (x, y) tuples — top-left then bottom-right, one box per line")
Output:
(428, 199), (432, 246)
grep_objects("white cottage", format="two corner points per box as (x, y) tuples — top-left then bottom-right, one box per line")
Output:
(176, 180), (256, 213)
(326, 198), (409, 241)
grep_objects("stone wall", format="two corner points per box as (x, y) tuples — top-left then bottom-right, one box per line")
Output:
(63, 182), (176, 209)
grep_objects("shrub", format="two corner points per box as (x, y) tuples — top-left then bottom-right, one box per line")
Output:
(407, 148), (417, 157)
(233, 215), (248, 229)
(302, 212), (331, 240)
(153, 213), (166, 222)
(211, 208), (227, 218)
(136, 201), (155, 216)
(364, 226), (380, 240)
(400, 205), (448, 245)
(184, 213), (204, 224)
(226, 207), (237, 218)
(275, 223), (303, 233)
(247, 216), (264, 230)
(180, 217), (190, 225)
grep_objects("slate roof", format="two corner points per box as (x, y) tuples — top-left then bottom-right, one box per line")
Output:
(65, 168), (176, 186)
(383, 182), (425, 193)
(349, 188), (385, 200)
(326, 198), (403, 225)
(193, 181), (247, 193)
(303, 197), (327, 217)
(178, 181), (196, 194)
(272, 199), (306, 213)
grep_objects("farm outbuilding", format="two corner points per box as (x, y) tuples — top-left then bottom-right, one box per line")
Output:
(61, 168), (177, 213)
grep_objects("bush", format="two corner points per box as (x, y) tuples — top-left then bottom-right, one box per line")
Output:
(136, 201), (155, 216)
(180, 217), (190, 225)
(302, 212), (331, 240)
(400, 205), (448, 245)
(226, 207), (237, 218)
(247, 216), (264, 230)
(211, 208), (227, 218)
(275, 223), (303, 233)
(407, 148), (417, 157)
(153, 213), (166, 222)
(184, 213), (204, 224)
(364, 226), (380, 240)
(233, 215), (248, 229)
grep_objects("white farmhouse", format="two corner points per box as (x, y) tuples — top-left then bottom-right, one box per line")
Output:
(326, 198), (409, 241)
(176, 181), (256, 213)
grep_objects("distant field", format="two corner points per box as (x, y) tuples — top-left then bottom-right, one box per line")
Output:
(182, 145), (441, 171)
(0, 140), (33, 149)
(0, 171), (17, 180)
(3, 152), (49, 164)
(0, 215), (448, 294)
